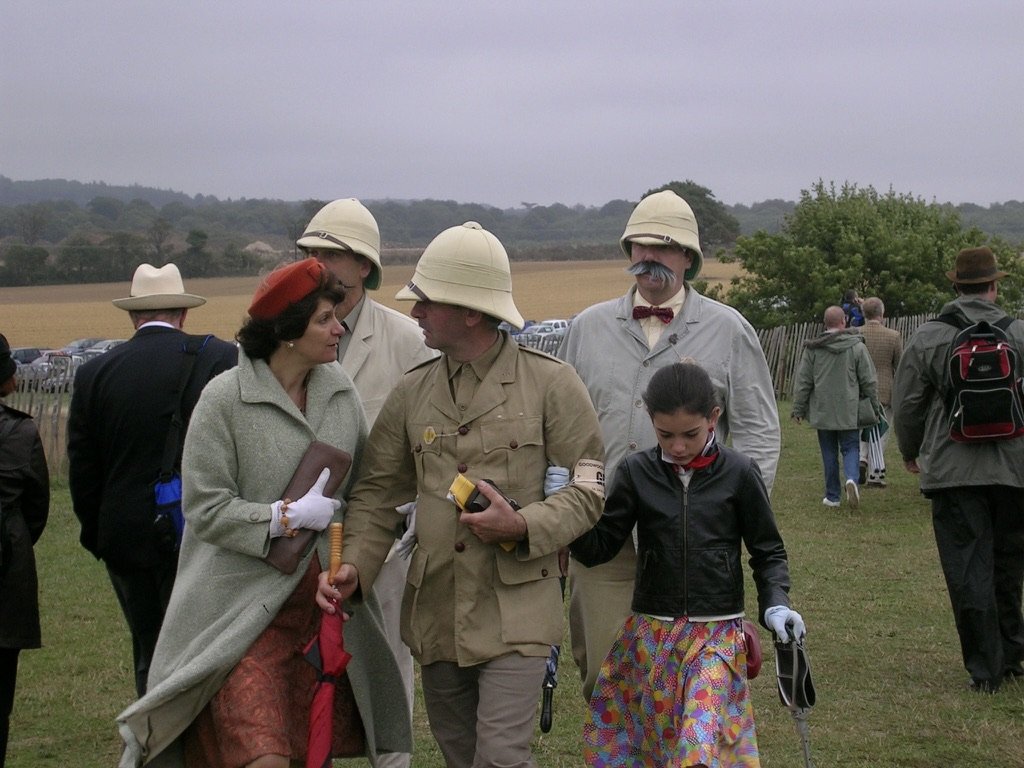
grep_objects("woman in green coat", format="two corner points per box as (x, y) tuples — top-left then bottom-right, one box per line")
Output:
(118, 259), (411, 768)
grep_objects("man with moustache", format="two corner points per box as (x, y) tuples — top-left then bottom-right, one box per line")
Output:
(297, 198), (435, 768)
(557, 189), (781, 699)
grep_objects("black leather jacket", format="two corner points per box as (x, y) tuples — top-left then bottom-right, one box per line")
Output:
(570, 445), (790, 624)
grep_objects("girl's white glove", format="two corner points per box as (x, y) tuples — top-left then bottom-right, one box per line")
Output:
(270, 468), (341, 538)
(765, 605), (806, 642)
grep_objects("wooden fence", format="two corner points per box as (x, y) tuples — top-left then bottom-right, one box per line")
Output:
(3, 314), (943, 480)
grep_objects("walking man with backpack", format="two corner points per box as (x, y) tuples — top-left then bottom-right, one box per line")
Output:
(893, 246), (1024, 693)
(68, 264), (237, 696)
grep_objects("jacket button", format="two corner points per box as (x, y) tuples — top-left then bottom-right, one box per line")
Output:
(541, 568), (549, 577)
(457, 463), (468, 473)
(628, 441), (638, 449)
(454, 541), (466, 552)
(458, 425), (469, 435)
(509, 440), (519, 449)
(414, 444), (422, 453)
(249, 511), (261, 521)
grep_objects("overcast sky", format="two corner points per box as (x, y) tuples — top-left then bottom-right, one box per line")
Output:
(2, 2), (1021, 209)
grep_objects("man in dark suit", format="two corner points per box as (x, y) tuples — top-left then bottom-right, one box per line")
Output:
(68, 263), (237, 696)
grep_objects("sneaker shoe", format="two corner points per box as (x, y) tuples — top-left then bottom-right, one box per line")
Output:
(866, 477), (887, 488)
(845, 479), (860, 509)
(822, 497), (841, 508)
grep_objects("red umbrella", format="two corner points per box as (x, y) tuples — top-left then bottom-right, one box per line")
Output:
(304, 523), (351, 768)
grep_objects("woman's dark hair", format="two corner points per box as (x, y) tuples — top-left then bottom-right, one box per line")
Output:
(642, 362), (718, 418)
(236, 271), (344, 361)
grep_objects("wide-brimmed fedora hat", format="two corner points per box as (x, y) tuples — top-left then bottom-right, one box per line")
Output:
(946, 246), (1008, 284)
(112, 263), (207, 311)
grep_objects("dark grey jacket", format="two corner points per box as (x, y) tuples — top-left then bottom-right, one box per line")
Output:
(893, 296), (1024, 491)
(0, 402), (49, 649)
(570, 444), (790, 626)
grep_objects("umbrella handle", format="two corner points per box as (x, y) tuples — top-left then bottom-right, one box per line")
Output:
(329, 522), (343, 583)
(540, 686), (554, 733)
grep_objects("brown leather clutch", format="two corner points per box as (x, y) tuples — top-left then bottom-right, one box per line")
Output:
(264, 440), (353, 574)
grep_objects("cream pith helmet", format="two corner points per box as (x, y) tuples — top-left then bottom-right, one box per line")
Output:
(619, 190), (703, 281)
(296, 198), (383, 290)
(395, 221), (525, 329)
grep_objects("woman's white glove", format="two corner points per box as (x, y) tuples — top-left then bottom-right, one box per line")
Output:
(393, 500), (418, 560)
(544, 465), (571, 497)
(269, 468), (341, 538)
(765, 605), (806, 642)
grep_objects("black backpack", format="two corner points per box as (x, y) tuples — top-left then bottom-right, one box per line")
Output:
(932, 313), (1024, 442)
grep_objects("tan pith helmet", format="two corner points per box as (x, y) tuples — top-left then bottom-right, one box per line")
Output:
(296, 198), (383, 290)
(619, 190), (703, 281)
(396, 221), (524, 329)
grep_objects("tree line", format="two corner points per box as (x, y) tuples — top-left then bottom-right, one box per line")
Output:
(2, 176), (1022, 324)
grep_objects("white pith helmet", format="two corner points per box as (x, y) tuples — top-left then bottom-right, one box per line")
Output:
(296, 198), (383, 290)
(395, 221), (524, 329)
(619, 190), (703, 281)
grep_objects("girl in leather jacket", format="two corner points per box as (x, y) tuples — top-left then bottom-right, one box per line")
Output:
(571, 362), (805, 767)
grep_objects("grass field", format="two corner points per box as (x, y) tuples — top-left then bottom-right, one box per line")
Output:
(7, 412), (1024, 768)
(0, 258), (744, 349)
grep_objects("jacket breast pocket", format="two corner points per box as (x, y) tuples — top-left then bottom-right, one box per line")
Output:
(479, 416), (544, 489)
(409, 423), (445, 494)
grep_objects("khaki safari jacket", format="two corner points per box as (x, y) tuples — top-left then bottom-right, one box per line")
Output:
(343, 333), (605, 667)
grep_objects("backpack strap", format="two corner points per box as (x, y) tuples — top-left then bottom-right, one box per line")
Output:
(159, 334), (213, 481)
(930, 313), (967, 331)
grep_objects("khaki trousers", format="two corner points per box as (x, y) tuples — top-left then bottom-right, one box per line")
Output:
(420, 654), (546, 768)
(568, 537), (637, 700)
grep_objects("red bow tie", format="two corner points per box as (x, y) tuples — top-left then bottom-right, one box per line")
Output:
(632, 305), (674, 324)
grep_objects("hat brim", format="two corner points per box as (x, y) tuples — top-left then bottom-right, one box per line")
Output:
(396, 278), (524, 330)
(945, 269), (1008, 284)
(112, 293), (207, 311)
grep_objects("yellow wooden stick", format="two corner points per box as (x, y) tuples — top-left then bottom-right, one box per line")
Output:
(328, 522), (344, 584)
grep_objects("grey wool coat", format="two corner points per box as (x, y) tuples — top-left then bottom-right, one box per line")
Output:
(117, 352), (412, 767)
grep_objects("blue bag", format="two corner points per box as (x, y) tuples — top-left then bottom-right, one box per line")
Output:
(153, 472), (185, 552)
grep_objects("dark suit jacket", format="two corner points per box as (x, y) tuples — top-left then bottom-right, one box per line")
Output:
(68, 325), (237, 571)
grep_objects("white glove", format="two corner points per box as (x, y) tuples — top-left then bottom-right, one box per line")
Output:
(544, 466), (570, 497)
(270, 468), (341, 538)
(393, 500), (418, 559)
(765, 605), (806, 642)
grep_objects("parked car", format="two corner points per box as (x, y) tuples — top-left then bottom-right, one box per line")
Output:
(540, 319), (569, 332)
(10, 347), (43, 366)
(62, 337), (104, 355)
(23, 351), (82, 392)
(80, 339), (127, 360)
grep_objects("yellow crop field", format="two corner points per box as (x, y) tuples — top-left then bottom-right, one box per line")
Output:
(0, 258), (743, 348)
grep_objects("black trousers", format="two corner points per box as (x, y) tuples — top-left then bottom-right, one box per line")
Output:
(106, 559), (177, 697)
(0, 648), (18, 768)
(931, 485), (1024, 686)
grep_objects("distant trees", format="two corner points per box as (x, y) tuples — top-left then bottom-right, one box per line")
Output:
(718, 181), (1024, 327)
(2, 175), (1023, 300)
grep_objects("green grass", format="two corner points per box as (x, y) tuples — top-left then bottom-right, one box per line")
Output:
(8, 409), (1024, 767)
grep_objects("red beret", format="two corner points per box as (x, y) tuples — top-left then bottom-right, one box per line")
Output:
(248, 258), (327, 320)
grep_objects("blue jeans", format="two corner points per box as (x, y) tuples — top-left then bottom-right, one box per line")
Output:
(817, 429), (861, 502)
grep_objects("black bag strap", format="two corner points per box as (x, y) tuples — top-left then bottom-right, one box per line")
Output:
(159, 334), (212, 481)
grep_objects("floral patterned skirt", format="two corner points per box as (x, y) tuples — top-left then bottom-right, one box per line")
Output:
(184, 560), (365, 768)
(584, 614), (759, 767)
